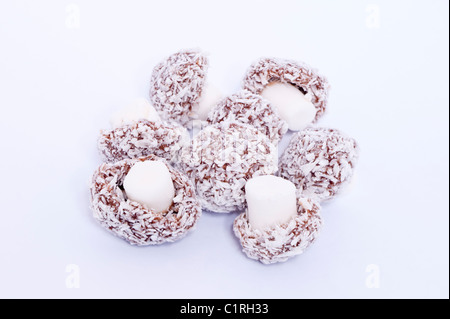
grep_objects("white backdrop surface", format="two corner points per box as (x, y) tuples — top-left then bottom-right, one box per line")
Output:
(0, 0), (448, 299)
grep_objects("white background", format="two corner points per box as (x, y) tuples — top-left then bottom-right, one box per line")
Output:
(0, 0), (448, 299)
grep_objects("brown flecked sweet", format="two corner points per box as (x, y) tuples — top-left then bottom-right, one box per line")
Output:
(279, 127), (359, 202)
(180, 121), (278, 213)
(233, 198), (323, 264)
(89, 155), (202, 245)
(98, 119), (188, 164)
(207, 90), (288, 144)
(242, 57), (330, 122)
(149, 49), (209, 126)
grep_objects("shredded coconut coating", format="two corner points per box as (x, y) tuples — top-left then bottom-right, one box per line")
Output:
(149, 49), (209, 126)
(233, 198), (322, 264)
(180, 122), (278, 213)
(207, 90), (288, 144)
(242, 57), (330, 122)
(89, 155), (202, 245)
(279, 127), (359, 202)
(98, 119), (189, 164)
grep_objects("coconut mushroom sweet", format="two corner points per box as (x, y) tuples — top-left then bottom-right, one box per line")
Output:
(233, 175), (323, 264)
(98, 113), (189, 165)
(149, 49), (223, 126)
(90, 155), (202, 245)
(243, 57), (330, 131)
(279, 127), (359, 202)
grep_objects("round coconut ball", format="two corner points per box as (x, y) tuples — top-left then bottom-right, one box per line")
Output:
(149, 49), (209, 126)
(279, 127), (359, 202)
(180, 121), (278, 213)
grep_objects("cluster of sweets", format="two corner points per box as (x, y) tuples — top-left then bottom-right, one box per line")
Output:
(90, 49), (359, 264)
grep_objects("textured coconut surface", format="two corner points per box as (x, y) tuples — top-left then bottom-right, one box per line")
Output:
(279, 127), (359, 202)
(98, 119), (189, 164)
(149, 49), (209, 126)
(207, 89), (288, 144)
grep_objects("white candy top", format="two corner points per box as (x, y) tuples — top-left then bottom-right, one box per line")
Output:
(245, 175), (298, 231)
(123, 160), (175, 214)
(110, 98), (161, 129)
(261, 82), (316, 131)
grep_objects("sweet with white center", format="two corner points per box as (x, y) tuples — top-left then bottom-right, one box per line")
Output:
(245, 175), (298, 231)
(193, 82), (223, 120)
(123, 160), (175, 214)
(110, 98), (161, 129)
(261, 82), (316, 131)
